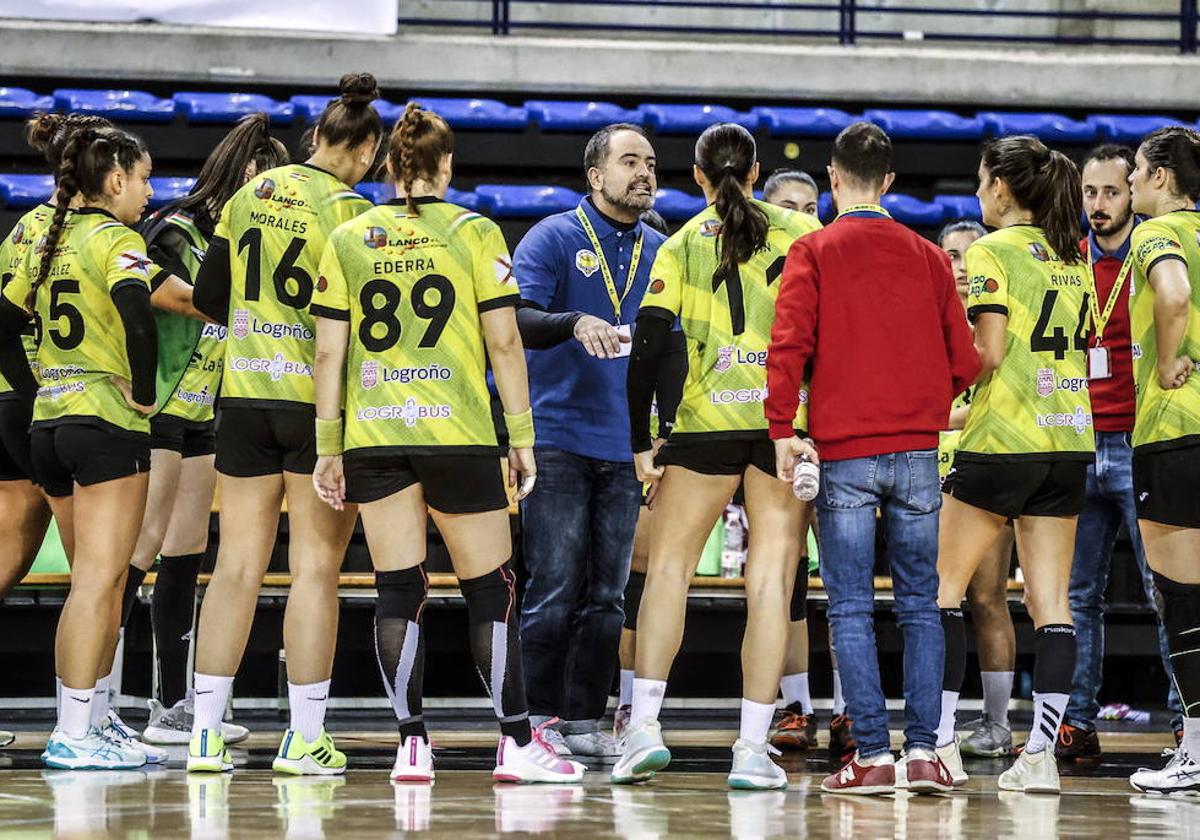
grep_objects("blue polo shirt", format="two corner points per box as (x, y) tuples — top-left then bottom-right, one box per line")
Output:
(514, 197), (666, 462)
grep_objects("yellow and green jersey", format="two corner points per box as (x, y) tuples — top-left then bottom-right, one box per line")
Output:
(0, 209), (156, 435)
(1128, 210), (1200, 452)
(0, 204), (53, 398)
(145, 206), (225, 424)
(215, 163), (372, 409)
(959, 225), (1094, 460)
(311, 197), (521, 454)
(938, 386), (973, 480)
(638, 199), (820, 438)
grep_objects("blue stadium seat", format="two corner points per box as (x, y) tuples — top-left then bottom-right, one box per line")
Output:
(356, 182), (393, 205)
(978, 112), (1096, 144)
(753, 107), (856, 138)
(0, 87), (55, 118)
(290, 95), (405, 125)
(818, 193), (835, 222)
(147, 177), (196, 209)
(0, 174), (55, 208)
(525, 100), (643, 132)
(473, 185), (583, 218)
(52, 89), (176, 124)
(935, 194), (983, 223)
(408, 98), (528, 131)
(639, 104), (759, 134)
(881, 194), (945, 226)
(653, 188), (706, 221)
(1089, 114), (1183, 143)
(173, 92), (294, 125)
(864, 109), (985, 141)
(445, 187), (484, 212)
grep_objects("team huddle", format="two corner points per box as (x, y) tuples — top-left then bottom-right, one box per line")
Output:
(0, 69), (1196, 798)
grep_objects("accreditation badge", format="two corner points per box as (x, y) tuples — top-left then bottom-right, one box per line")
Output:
(1088, 346), (1112, 380)
(613, 323), (632, 359)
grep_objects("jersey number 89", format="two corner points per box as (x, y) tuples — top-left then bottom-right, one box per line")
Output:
(358, 275), (456, 352)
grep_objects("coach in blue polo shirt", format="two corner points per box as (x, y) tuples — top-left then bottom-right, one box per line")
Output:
(513, 123), (665, 756)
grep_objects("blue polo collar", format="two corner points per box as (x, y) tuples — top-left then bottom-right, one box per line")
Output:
(579, 196), (639, 239)
(1087, 223), (1134, 264)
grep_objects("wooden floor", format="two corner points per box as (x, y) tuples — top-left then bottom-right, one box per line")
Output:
(0, 728), (1195, 839)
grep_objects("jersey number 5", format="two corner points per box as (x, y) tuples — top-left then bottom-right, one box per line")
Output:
(358, 275), (456, 352)
(48, 279), (85, 351)
(238, 229), (312, 309)
(1029, 289), (1089, 361)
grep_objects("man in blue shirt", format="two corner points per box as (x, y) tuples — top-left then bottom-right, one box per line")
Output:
(514, 123), (665, 756)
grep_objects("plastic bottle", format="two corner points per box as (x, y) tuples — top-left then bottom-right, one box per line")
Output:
(792, 459), (820, 501)
(721, 504), (747, 579)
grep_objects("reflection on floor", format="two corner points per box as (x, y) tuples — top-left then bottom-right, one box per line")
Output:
(0, 726), (1194, 838)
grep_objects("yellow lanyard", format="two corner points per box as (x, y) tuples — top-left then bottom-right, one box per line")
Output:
(1086, 250), (1132, 345)
(835, 203), (892, 219)
(576, 206), (644, 324)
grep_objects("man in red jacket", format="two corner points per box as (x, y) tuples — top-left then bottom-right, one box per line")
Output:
(766, 122), (980, 795)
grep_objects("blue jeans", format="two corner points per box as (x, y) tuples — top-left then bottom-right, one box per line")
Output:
(519, 447), (641, 728)
(1067, 431), (1182, 730)
(817, 450), (944, 758)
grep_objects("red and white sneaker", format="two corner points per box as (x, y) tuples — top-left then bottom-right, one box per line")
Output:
(493, 722), (585, 784)
(391, 736), (434, 783)
(821, 752), (896, 796)
(903, 747), (955, 794)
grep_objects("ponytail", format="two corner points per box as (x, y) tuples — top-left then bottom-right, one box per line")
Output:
(695, 123), (767, 277)
(1140, 126), (1200, 202)
(982, 136), (1083, 266)
(387, 102), (454, 217)
(177, 112), (289, 225)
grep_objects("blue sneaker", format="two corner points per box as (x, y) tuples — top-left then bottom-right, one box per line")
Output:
(42, 727), (147, 770)
(611, 719), (670, 784)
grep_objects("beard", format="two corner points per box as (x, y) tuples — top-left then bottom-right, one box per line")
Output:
(602, 181), (654, 214)
(1089, 208), (1132, 237)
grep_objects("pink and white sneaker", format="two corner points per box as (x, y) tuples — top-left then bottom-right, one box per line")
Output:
(391, 736), (434, 783)
(493, 722), (585, 784)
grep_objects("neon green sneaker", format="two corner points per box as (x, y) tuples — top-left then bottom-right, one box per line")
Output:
(187, 728), (233, 773)
(272, 729), (347, 776)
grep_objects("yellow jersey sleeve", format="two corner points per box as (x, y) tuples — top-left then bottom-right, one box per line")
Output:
(105, 227), (155, 295)
(1131, 218), (1186, 279)
(213, 203), (231, 243)
(471, 218), (521, 311)
(1, 248), (32, 313)
(640, 239), (682, 319)
(313, 235), (351, 318)
(966, 241), (1008, 319)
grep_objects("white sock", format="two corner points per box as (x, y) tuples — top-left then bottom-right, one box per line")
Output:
(89, 672), (112, 728)
(861, 751), (894, 766)
(936, 690), (959, 747)
(780, 673), (812, 714)
(193, 673), (234, 734)
(1184, 717), (1200, 758)
(288, 679), (331, 742)
(631, 678), (667, 725)
(55, 676), (63, 715)
(739, 698), (776, 744)
(619, 669), (635, 708)
(1024, 691), (1069, 754)
(832, 670), (846, 716)
(59, 684), (94, 739)
(981, 670), (1014, 728)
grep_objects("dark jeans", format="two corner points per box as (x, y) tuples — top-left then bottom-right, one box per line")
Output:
(1067, 431), (1182, 730)
(519, 447), (641, 728)
(816, 450), (944, 757)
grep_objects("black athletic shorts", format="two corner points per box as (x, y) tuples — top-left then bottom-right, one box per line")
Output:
(942, 455), (1087, 519)
(343, 450), (507, 513)
(30, 423), (151, 497)
(151, 414), (216, 458)
(656, 431), (801, 478)
(0, 397), (34, 481)
(1134, 443), (1200, 528)
(214, 405), (315, 477)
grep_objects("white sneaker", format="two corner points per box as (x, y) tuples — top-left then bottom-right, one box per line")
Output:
(727, 739), (787, 790)
(220, 720), (250, 745)
(0, 729), (14, 748)
(563, 729), (622, 758)
(1131, 748), (1200, 796)
(42, 727), (147, 770)
(391, 736), (434, 783)
(103, 710), (168, 765)
(998, 748), (1060, 794)
(144, 698), (250, 746)
(538, 724), (570, 756)
(936, 739), (969, 786)
(611, 718), (671, 784)
(493, 723), (585, 784)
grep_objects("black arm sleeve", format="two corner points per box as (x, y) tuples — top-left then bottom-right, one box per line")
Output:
(0, 298), (36, 402)
(626, 314), (672, 453)
(111, 283), (158, 406)
(654, 330), (687, 438)
(515, 301), (584, 350)
(192, 236), (231, 325)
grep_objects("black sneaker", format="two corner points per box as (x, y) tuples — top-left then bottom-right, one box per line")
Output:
(1054, 723), (1101, 761)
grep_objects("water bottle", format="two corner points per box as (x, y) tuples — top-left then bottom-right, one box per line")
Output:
(792, 458), (820, 502)
(721, 504), (747, 579)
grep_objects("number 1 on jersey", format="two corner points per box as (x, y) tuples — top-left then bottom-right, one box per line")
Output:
(238, 228), (313, 308)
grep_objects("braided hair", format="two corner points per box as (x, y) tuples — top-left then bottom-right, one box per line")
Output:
(388, 102), (454, 217)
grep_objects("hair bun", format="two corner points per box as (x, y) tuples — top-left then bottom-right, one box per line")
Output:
(338, 72), (380, 107)
(25, 112), (67, 153)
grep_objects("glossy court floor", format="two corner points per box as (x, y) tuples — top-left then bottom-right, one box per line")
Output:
(0, 717), (1195, 839)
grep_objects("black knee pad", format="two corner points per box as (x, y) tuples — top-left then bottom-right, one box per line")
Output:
(790, 562), (809, 622)
(941, 608), (966, 691)
(460, 564), (517, 625)
(376, 566), (428, 622)
(1033, 624), (1076, 695)
(623, 571), (646, 631)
